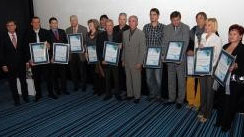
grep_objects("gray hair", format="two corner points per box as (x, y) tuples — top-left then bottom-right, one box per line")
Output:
(119, 13), (127, 18)
(70, 15), (78, 21)
(129, 15), (138, 22)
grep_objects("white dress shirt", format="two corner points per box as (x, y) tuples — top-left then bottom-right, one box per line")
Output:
(195, 32), (222, 66)
(8, 32), (17, 43)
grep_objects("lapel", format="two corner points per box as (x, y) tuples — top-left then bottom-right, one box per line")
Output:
(6, 33), (17, 50)
(128, 28), (138, 44)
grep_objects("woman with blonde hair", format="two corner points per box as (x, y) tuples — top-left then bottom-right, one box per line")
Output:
(196, 18), (222, 122)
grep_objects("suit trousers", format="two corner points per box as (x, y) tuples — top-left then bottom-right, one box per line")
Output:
(167, 63), (186, 104)
(125, 66), (141, 99)
(104, 66), (120, 97)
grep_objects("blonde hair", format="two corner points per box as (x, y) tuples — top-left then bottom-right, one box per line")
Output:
(105, 19), (114, 26)
(88, 19), (99, 30)
(70, 15), (78, 21)
(207, 18), (218, 33)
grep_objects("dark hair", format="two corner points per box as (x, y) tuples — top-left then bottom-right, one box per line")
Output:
(6, 20), (16, 25)
(150, 8), (160, 15)
(49, 17), (58, 24)
(170, 11), (181, 19)
(100, 14), (108, 20)
(196, 12), (207, 20)
(229, 24), (244, 36)
(32, 16), (40, 20)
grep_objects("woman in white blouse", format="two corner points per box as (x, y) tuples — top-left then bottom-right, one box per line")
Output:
(195, 18), (222, 123)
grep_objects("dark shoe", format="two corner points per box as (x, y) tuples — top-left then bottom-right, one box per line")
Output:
(125, 97), (134, 100)
(176, 103), (182, 109)
(82, 85), (87, 92)
(214, 122), (220, 127)
(63, 91), (70, 95)
(134, 99), (140, 104)
(48, 94), (58, 100)
(14, 102), (21, 106)
(104, 96), (112, 101)
(165, 101), (175, 105)
(146, 97), (154, 102)
(23, 97), (30, 103)
(74, 87), (79, 92)
(56, 90), (61, 95)
(221, 127), (230, 132)
(35, 96), (42, 102)
(115, 95), (122, 101)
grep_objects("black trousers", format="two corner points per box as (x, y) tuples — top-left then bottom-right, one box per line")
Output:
(6, 66), (28, 103)
(104, 67), (120, 97)
(32, 64), (54, 97)
(52, 64), (67, 93)
(69, 55), (87, 89)
(216, 81), (244, 129)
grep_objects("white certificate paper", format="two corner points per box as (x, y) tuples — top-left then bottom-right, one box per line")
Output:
(87, 45), (98, 63)
(165, 42), (183, 61)
(69, 35), (82, 52)
(32, 44), (47, 63)
(104, 43), (118, 63)
(146, 48), (161, 66)
(55, 45), (68, 62)
(195, 49), (212, 73)
(187, 56), (194, 75)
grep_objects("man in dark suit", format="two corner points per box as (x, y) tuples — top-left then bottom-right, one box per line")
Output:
(66, 15), (88, 92)
(97, 19), (122, 101)
(48, 17), (69, 95)
(25, 16), (58, 101)
(0, 20), (29, 106)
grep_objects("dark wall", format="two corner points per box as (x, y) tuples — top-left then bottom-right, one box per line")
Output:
(0, 0), (34, 79)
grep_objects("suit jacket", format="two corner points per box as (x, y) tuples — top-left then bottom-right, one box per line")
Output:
(49, 29), (68, 59)
(0, 31), (28, 72)
(162, 22), (190, 63)
(96, 30), (122, 62)
(122, 28), (146, 67)
(24, 28), (52, 61)
(66, 24), (87, 61)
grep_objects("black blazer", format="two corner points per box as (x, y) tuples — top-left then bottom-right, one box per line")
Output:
(49, 29), (68, 58)
(96, 31), (122, 61)
(24, 28), (51, 61)
(0, 31), (28, 70)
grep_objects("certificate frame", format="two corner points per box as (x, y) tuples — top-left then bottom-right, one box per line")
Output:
(53, 43), (69, 64)
(87, 45), (98, 64)
(193, 47), (214, 75)
(164, 41), (184, 63)
(29, 42), (49, 65)
(213, 49), (235, 86)
(103, 41), (121, 66)
(143, 47), (163, 68)
(67, 33), (84, 53)
(186, 55), (195, 76)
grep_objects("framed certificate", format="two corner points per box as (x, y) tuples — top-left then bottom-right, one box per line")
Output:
(87, 45), (98, 64)
(194, 47), (214, 75)
(143, 47), (162, 68)
(103, 41), (121, 66)
(186, 56), (195, 76)
(29, 42), (49, 65)
(213, 50), (235, 86)
(67, 33), (84, 53)
(164, 41), (184, 63)
(53, 43), (69, 64)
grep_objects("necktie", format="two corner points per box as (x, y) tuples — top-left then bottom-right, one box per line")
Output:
(36, 32), (40, 42)
(54, 30), (59, 40)
(11, 34), (17, 48)
(73, 27), (77, 34)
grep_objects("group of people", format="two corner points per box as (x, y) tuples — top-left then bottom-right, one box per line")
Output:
(0, 8), (244, 132)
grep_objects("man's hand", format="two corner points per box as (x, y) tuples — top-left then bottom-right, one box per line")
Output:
(45, 41), (51, 50)
(2, 66), (8, 73)
(229, 63), (238, 72)
(26, 63), (30, 70)
(102, 61), (107, 65)
(187, 50), (194, 56)
(135, 64), (142, 70)
(122, 61), (125, 67)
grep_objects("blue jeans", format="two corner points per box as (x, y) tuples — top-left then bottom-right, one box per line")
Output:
(146, 68), (162, 97)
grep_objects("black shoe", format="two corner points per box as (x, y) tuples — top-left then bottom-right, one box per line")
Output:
(214, 122), (221, 127)
(74, 87), (79, 92)
(125, 97), (134, 100)
(97, 92), (103, 96)
(115, 95), (122, 101)
(35, 96), (42, 102)
(82, 85), (87, 92)
(134, 99), (140, 104)
(176, 103), (182, 109)
(147, 97), (154, 102)
(14, 102), (21, 106)
(221, 127), (230, 132)
(165, 101), (175, 105)
(56, 90), (61, 95)
(23, 97), (30, 103)
(63, 91), (70, 95)
(48, 94), (58, 100)
(104, 96), (112, 101)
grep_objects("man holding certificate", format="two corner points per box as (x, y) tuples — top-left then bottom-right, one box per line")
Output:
(25, 16), (58, 101)
(66, 15), (88, 92)
(143, 8), (165, 102)
(0, 20), (30, 106)
(122, 15), (146, 103)
(163, 11), (190, 109)
(48, 17), (70, 96)
(96, 19), (122, 101)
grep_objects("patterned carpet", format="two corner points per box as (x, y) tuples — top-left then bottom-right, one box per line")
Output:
(0, 82), (243, 137)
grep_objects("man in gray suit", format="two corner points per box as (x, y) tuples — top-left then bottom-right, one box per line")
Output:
(122, 15), (146, 104)
(66, 15), (88, 92)
(163, 11), (190, 109)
